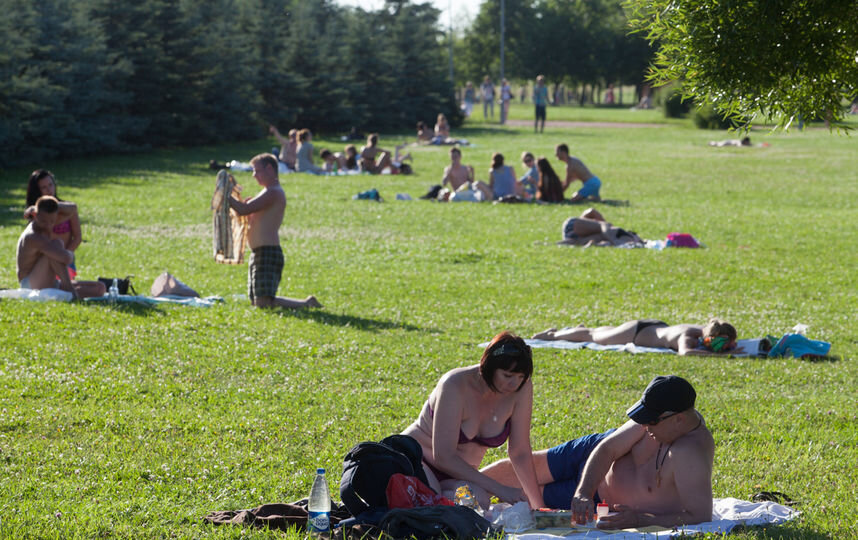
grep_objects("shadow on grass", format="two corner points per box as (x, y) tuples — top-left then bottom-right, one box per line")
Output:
(280, 309), (430, 333)
(566, 198), (630, 207)
(82, 299), (164, 316)
(732, 524), (830, 539)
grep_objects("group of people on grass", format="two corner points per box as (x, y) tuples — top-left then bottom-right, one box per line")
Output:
(435, 143), (602, 204)
(404, 325), (740, 528)
(270, 126), (412, 175)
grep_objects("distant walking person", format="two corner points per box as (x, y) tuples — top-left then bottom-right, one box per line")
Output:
(500, 79), (512, 125)
(533, 75), (549, 133)
(463, 82), (476, 117)
(481, 76), (495, 119)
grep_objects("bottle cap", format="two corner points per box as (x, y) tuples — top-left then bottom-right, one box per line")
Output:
(317, 468), (326, 474)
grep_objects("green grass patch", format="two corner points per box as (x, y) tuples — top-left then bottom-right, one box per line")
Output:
(1, 112), (856, 538)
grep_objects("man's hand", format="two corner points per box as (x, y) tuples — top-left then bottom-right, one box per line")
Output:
(596, 504), (642, 530)
(570, 495), (594, 524)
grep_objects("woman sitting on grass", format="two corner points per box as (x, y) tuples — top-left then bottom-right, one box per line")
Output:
(533, 318), (742, 356)
(401, 331), (545, 509)
(559, 207), (643, 247)
(535, 157), (564, 203)
(25, 169), (82, 278)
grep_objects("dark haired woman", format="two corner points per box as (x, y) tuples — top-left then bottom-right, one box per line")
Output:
(488, 153), (517, 199)
(402, 331), (545, 509)
(535, 157), (565, 203)
(25, 169), (81, 278)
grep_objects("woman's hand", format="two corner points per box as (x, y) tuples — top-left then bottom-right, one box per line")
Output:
(494, 484), (527, 504)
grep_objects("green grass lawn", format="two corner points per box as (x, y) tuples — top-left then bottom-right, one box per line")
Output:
(1, 107), (856, 539)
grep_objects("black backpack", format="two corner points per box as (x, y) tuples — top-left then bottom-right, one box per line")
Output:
(379, 505), (496, 540)
(339, 434), (431, 517)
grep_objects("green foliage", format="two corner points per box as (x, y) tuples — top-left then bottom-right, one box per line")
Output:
(626, 0), (858, 130)
(663, 87), (693, 119)
(458, 0), (652, 90)
(0, 111), (856, 537)
(0, 0), (457, 167)
(692, 104), (734, 130)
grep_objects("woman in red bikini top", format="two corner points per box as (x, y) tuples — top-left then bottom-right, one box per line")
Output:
(401, 331), (545, 509)
(26, 170), (82, 277)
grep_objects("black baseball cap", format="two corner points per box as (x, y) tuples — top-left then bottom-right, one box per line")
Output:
(626, 375), (696, 424)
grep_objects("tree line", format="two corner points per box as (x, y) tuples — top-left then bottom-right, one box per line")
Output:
(454, 0), (653, 103)
(0, 0), (459, 167)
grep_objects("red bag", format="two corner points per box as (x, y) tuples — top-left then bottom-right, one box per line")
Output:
(385, 473), (455, 509)
(666, 232), (700, 248)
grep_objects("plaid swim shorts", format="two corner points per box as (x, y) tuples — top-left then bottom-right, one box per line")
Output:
(248, 245), (283, 302)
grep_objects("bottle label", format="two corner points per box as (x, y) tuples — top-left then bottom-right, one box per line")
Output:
(308, 510), (330, 532)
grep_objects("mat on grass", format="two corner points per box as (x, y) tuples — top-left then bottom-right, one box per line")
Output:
(479, 338), (763, 357)
(84, 294), (223, 307)
(512, 497), (797, 539)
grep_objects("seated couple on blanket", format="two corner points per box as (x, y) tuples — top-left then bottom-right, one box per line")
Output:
(402, 332), (714, 530)
(534, 318), (742, 356)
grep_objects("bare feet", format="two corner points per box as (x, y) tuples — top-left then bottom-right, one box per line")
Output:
(305, 295), (323, 308)
(532, 327), (557, 340)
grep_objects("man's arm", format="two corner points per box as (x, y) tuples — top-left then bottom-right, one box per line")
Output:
(572, 421), (646, 524)
(441, 166), (452, 187)
(29, 235), (74, 265)
(228, 188), (280, 216)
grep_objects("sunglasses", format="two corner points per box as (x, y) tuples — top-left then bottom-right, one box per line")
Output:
(647, 411), (680, 426)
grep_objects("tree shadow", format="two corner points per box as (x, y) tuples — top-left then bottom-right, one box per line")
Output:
(277, 308), (430, 333)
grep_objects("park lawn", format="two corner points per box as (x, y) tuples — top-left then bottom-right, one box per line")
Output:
(0, 114), (856, 539)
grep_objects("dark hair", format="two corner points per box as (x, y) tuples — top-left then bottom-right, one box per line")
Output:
(250, 153), (278, 172)
(320, 149), (332, 159)
(416, 121), (427, 130)
(298, 129), (311, 141)
(449, 146), (461, 157)
(556, 143), (569, 155)
(344, 146), (358, 169)
(536, 157), (564, 202)
(368, 133), (379, 146)
(36, 195), (59, 213)
(480, 331), (533, 392)
(491, 152), (504, 169)
(27, 169), (57, 207)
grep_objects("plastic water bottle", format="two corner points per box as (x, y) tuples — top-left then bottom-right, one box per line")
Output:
(109, 278), (119, 301)
(308, 468), (331, 534)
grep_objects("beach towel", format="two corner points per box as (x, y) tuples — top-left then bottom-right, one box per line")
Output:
(211, 170), (248, 264)
(510, 497), (797, 539)
(480, 337), (764, 357)
(84, 294), (223, 308)
(0, 288), (73, 302)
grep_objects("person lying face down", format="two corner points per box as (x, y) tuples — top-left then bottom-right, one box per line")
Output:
(559, 208), (643, 247)
(532, 318), (741, 356)
(400, 331), (546, 510)
(481, 375), (715, 529)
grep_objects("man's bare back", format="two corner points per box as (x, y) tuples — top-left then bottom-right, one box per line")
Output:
(564, 156), (595, 186)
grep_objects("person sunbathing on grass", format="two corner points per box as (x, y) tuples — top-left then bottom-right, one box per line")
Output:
(401, 331), (545, 510)
(559, 208), (644, 247)
(16, 196), (106, 299)
(481, 375), (714, 529)
(532, 318), (742, 356)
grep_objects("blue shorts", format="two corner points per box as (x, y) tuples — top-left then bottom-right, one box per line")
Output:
(576, 176), (601, 199)
(562, 217), (578, 240)
(543, 430), (615, 509)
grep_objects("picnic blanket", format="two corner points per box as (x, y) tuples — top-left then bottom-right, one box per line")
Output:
(84, 294), (224, 307)
(211, 170), (248, 264)
(480, 337), (764, 357)
(512, 497), (797, 539)
(0, 287), (74, 302)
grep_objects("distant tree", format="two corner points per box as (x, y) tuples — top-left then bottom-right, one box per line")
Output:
(626, 0), (858, 129)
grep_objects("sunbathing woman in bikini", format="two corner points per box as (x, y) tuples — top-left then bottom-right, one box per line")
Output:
(559, 207), (644, 247)
(533, 318), (741, 356)
(401, 331), (545, 509)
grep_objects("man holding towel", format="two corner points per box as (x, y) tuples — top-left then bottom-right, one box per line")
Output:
(482, 375), (713, 529)
(228, 153), (321, 309)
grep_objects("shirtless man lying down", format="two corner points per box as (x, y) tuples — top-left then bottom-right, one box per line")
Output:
(481, 375), (714, 529)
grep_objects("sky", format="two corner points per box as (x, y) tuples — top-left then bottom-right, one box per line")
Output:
(334, 0), (483, 31)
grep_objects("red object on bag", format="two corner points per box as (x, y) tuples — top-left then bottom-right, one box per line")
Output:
(386, 473), (455, 509)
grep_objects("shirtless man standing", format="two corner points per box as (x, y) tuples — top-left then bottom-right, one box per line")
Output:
(441, 147), (475, 191)
(482, 375), (714, 529)
(555, 143), (602, 202)
(16, 196), (105, 299)
(228, 153), (321, 309)
(360, 134), (393, 174)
